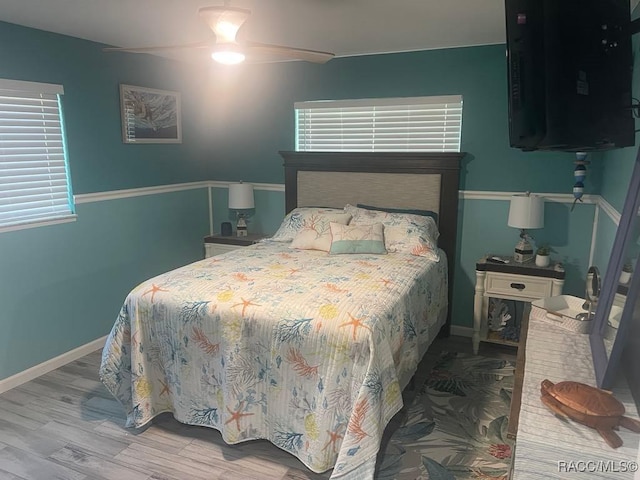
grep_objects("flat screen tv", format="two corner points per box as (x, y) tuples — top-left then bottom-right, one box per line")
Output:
(505, 0), (635, 151)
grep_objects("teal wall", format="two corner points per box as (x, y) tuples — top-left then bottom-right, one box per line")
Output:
(0, 22), (211, 380)
(454, 199), (595, 324)
(3, 15), (635, 380)
(0, 190), (209, 379)
(0, 20), (212, 192)
(203, 45), (598, 327)
(202, 46), (587, 191)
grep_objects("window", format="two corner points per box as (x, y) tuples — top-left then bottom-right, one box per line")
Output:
(0, 79), (75, 232)
(295, 95), (462, 152)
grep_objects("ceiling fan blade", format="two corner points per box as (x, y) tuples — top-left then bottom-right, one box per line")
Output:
(243, 42), (335, 64)
(103, 41), (210, 54)
(198, 6), (251, 43)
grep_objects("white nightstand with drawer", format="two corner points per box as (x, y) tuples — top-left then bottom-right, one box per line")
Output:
(472, 255), (565, 354)
(204, 233), (265, 258)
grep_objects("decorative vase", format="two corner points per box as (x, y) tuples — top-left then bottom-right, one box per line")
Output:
(535, 254), (550, 268)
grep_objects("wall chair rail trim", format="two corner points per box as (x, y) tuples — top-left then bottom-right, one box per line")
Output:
(460, 190), (599, 204)
(75, 183), (612, 212)
(71, 181), (621, 230)
(597, 196), (621, 226)
(460, 190), (621, 225)
(208, 181), (285, 192)
(74, 181), (211, 204)
(74, 181), (285, 205)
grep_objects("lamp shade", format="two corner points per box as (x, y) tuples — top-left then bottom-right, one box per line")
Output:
(508, 193), (544, 229)
(228, 182), (254, 210)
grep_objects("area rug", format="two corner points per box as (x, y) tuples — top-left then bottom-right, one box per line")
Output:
(376, 352), (515, 480)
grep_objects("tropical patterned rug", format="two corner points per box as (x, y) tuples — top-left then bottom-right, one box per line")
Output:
(375, 352), (515, 480)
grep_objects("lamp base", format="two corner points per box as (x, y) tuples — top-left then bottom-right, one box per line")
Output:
(514, 238), (534, 263)
(236, 215), (248, 237)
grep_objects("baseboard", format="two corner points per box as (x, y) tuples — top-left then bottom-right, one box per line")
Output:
(450, 325), (473, 338)
(0, 335), (108, 394)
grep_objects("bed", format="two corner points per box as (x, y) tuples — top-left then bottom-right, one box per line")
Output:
(100, 151), (462, 479)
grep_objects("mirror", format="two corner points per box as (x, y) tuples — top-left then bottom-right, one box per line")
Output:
(591, 148), (640, 389)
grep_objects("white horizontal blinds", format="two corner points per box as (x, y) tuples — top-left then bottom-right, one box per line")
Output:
(295, 95), (463, 152)
(0, 79), (75, 229)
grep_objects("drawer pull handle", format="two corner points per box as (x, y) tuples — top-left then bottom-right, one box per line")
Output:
(510, 282), (526, 291)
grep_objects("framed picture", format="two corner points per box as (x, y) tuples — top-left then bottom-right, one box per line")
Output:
(120, 84), (182, 144)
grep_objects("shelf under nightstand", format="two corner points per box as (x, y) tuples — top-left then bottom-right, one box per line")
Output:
(472, 255), (565, 354)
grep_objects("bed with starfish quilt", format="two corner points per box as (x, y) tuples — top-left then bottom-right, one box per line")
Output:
(100, 239), (447, 479)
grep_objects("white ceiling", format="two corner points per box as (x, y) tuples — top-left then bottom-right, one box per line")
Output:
(0, 0), (508, 62)
(1, 0), (637, 63)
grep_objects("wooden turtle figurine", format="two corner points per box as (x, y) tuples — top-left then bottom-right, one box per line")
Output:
(540, 379), (640, 448)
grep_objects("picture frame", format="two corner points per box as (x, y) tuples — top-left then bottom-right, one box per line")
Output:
(120, 84), (182, 144)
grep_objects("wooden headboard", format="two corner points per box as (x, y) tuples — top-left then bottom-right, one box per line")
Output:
(280, 151), (463, 335)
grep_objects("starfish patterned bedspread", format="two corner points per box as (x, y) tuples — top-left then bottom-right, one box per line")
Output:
(100, 240), (447, 479)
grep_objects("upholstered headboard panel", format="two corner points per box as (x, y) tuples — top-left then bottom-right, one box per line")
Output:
(296, 171), (442, 214)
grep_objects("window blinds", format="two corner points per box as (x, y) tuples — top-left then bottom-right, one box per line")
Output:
(0, 79), (75, 230)
(295, 95), (462, 152)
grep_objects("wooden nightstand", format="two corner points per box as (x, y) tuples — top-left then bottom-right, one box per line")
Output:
(204, 233), (265, 258)
(472, 255), (565, 354)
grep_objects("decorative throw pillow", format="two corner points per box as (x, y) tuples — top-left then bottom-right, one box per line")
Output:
(356, 203), (439, 224)
(290, 212), (352, 251)
(271, 207), (345, 242)
(329, 222), (387, 255)
(345, 204), (440, 261)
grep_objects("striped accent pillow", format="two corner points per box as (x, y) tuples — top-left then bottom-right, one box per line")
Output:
(290, 212), (352, 251)
(345, 204), (440, 261)
(329, 222), (387, 255)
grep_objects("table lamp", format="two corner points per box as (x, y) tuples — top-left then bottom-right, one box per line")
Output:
(228, 182), (254, 237)
(508, 192), (544, 263)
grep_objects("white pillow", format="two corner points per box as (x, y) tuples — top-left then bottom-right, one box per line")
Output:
(345, 204), (440, 261)
(271, 207), (346, 242)
(290, 212), (352, 251)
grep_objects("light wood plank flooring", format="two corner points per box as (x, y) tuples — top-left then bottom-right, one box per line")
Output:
(0, 336), (515, 480)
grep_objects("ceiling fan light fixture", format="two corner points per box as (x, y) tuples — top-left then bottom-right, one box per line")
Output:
(105, 6), (334, 65)
(198, 6), (251, 39)
(215, 20), (241, 44)
(211, 49), (245, 65)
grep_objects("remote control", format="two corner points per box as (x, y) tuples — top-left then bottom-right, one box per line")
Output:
(487, 256), (509, 264)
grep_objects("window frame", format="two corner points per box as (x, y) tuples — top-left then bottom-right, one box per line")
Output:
(295, 95), (463, 153)
(0, 78), (76, 234)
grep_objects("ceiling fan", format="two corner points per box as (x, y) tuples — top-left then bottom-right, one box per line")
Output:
(103, 5), (334, 65)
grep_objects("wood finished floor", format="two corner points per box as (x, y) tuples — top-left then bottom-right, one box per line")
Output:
(0, 336), (515, 480)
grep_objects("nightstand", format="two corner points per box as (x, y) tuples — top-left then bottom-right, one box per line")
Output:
(204, 233), (265, 258)
(472, 255), (565, 354)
